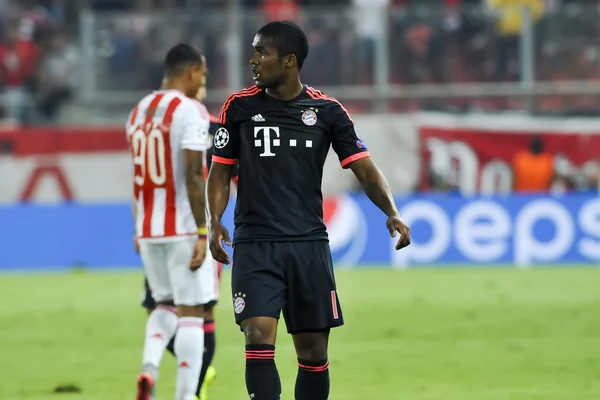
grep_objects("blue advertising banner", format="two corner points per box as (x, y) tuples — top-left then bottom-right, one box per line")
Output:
(1, 193), (599, 270)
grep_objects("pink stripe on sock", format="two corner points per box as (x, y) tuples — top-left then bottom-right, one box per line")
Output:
(156, 305), (177, 315)
(298, 361), (329, 372)
(204, 322), (216, 333)
(179, 322), (204, 328)
(245, 350), (275, 360)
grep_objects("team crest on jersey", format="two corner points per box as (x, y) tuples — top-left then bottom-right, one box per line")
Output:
(214, 127), (229, 149)
(301, 109), (318, 126)
(233, 292), (246, 314)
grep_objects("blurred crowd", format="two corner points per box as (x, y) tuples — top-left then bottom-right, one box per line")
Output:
(0, 0), (77, 124)
(0, 0), (599, 124)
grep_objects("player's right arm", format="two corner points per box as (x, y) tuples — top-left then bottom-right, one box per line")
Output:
(207, 97), (240, 264)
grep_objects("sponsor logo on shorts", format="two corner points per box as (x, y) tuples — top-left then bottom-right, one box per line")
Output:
(233, 292), (246, 314)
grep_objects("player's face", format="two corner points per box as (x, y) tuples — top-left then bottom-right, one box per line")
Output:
(250, 34), (287, 89)
(196, 85), (207, 103)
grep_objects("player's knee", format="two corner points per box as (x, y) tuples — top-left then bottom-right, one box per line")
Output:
(203, 300), (217, 315)
(292, 330), (329, 360)
(241, 317), (278, 345)
(177, 304), (206, 318)
(204, 307), (215, 321)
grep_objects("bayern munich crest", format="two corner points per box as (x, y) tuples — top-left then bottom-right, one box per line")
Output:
(233, 295), (245, 314)
(214, 127), (229, 149)
(301, 109), (318, 126)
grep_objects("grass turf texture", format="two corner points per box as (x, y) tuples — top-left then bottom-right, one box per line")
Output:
(1, 268), (599, 400)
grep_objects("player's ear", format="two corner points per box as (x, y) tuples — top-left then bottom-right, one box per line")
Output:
(187, 64), (197, 80)
(285, 54), (297, 69)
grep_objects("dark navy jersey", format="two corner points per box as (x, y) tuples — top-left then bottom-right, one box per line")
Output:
(212, 85), (370, 244)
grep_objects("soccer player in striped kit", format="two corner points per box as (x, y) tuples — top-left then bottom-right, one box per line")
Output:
(127, 43), (213, 400)
(139, 85), (239, 400)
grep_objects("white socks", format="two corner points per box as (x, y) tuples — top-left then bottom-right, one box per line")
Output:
(175, 316), (205, 400)
(141, 306), (178, 378)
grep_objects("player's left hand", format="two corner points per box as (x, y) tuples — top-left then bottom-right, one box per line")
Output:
(387, 213), (411, 250)
(190, 237), (207, 271)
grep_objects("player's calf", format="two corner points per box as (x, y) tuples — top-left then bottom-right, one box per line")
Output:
(142, 303), (179, 378)
(292, 330), (331, 400)
(241, 317), (281, 400)
(175, 304), (206, 400)
(196, 303), (217, 398)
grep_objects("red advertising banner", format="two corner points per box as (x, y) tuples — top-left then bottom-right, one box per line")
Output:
(0, 126), (127, 157)
(418, 116), (600, 193)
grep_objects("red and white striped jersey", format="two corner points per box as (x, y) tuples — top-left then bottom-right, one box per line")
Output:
(126, 89), (211, 242)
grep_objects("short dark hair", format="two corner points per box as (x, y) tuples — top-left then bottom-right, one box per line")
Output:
(257, 21), (309, 69)
(529, 136), (544, 155)
(164, 43), (203, 76)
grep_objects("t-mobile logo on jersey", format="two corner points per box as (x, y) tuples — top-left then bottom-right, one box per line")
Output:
(254, 126), (280, 157)
(254, 126), (313, 157)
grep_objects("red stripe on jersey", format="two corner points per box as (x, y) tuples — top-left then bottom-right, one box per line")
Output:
(161, 97), (182, 237)
(141, 93), (165, 237)
(306, 86), (354, 123)
(218, 86), (261, 124)
(340, 151), (371, 168)
(129, 105), (139, 126)
(212, 155), (237, 165)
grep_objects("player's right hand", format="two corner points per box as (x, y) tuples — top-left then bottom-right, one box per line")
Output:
(189, 237), (207, 271)
(209, 222), (231, 264)
(133, 235), (140, 254)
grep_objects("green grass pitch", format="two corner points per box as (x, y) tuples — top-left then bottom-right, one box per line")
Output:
(1, 267), (600, 400)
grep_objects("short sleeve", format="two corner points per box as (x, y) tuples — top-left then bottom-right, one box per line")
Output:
(180, 101), (211, 151)
(211, 97), (240, 165)
(329, 101), (371, 169)
(125, 105), (139, 141)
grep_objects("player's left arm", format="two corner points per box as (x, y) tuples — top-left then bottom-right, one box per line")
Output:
(329, 102), (410, 250)
(181, 102), (212, 225)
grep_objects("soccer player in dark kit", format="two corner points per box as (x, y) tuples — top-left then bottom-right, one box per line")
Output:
(206, 21), (411, 400)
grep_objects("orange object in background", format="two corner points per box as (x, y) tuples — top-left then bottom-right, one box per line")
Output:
(512, 137), (554, 192)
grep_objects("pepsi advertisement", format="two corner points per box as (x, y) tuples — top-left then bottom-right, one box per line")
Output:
(1, 193), (599, 270)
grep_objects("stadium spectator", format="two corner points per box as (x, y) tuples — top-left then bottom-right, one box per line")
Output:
(0, 19), (39, 123)
(487, 0), (545, 81)
(352, 0), (390, 84)
(36, 27), (77, 123)
(261, 0), (301, 23)
(512, 136), (555, 192)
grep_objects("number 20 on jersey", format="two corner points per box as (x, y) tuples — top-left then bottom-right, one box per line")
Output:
(130, 122), (169, 187)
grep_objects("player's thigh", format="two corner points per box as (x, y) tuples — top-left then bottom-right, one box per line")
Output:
(283, 241), (344, 334)
(139, 241), (172, 302)
(231, 242), (287, 327)
(165, 237), (202, 306)
(196, 244), (220, 305)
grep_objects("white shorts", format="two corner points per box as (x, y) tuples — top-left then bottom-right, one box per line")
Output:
(139, 237), (219, 306)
